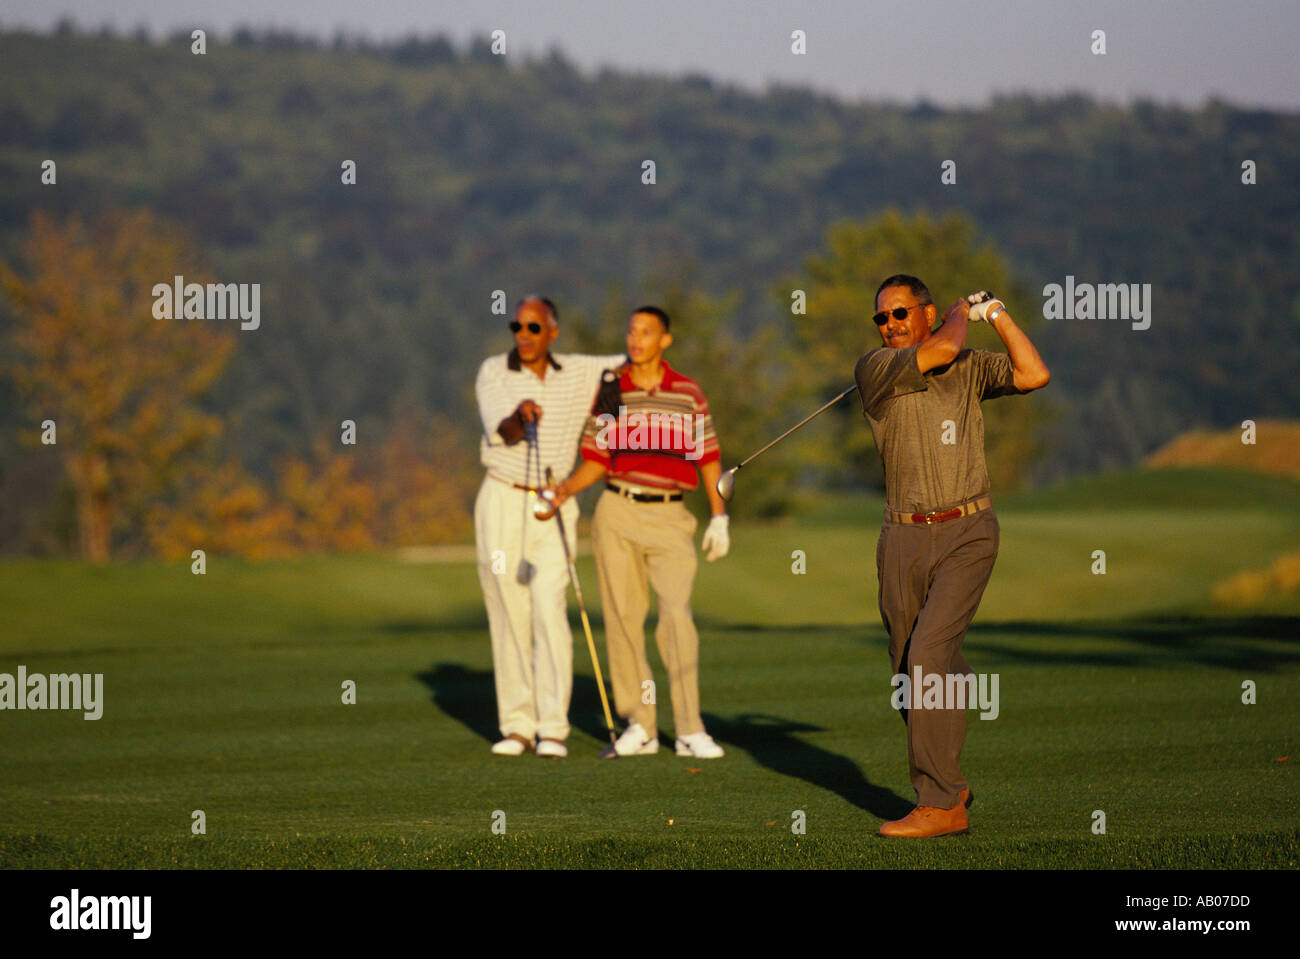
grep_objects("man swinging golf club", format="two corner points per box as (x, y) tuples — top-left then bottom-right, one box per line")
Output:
(548, 306), (729, 759)
(860, 275), (1049, 837)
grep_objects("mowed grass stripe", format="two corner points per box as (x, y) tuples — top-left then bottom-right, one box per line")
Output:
(2, 619), (1291, 860)
(1, 470), (1297, 867)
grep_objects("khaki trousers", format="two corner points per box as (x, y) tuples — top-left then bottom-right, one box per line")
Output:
(876, 508), (999, 808)
(591, 489), (704, 739)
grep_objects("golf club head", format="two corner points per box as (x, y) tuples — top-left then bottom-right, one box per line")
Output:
(716, 466), (738, 502)
(515, 559), (535, 585)
(599, 742), (619, 759)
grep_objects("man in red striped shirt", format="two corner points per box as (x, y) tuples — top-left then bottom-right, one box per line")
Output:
(549, 306), (730, 759)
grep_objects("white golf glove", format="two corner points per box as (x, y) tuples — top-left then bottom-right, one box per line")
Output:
(966, 291), (1004, 323)
(701, 514), (730, 562)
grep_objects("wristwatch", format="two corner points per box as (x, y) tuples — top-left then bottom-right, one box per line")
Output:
(987, 304), (1005, 321)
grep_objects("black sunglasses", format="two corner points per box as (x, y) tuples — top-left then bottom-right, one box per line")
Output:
(872, 304), (926, 326)
(510, 321), (543, 334)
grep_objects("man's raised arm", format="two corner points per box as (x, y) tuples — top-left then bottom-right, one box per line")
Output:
(986, 304), (1050, 391)
(917, 299), (972, 372)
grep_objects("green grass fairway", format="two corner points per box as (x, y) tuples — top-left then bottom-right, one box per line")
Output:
(1, 468), (1297, 869)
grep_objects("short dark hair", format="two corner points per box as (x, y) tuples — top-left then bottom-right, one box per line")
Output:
(517, 295), (558, 326)
(875, 274), (932, 307)
(631, 305), (671, 332)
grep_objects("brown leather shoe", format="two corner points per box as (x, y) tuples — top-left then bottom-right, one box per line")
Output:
(959, 787), (974, 808)
(879, 804), (969, 838)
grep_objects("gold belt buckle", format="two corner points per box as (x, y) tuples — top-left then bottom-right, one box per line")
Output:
(921, 506), (960, 524)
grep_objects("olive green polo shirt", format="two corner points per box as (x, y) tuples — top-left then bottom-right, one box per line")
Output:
(854, 345), (1024, 514)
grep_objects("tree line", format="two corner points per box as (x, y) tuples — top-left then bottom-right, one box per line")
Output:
(0, 27), (1295, 557)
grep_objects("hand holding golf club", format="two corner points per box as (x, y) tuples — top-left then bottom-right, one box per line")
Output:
(966, 290), (1005, 323)
(497, 399), (543, 446)
(533, 485), (559, 521)
(522, 420), (561, 522)
(535, 477), (570, 520)
(529, 426), (561, 520)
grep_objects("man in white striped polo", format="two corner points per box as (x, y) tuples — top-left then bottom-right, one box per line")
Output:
(473, 296), (626, 758)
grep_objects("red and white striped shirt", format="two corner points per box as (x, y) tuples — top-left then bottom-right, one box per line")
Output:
(579, 360), (719, 491)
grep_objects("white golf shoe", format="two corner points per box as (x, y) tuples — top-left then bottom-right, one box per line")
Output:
(675, 731), (724, 759)
(491, 734), (533, 756)
(603, 722), (659, 757)
(536, 739), (568, 758)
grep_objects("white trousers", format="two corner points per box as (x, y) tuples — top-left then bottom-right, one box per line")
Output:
(474, 475), (579, 742)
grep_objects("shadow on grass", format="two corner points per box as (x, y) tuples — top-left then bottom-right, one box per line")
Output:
(965, 615), (1300, 672)
(702, 712), (913, 821)
(416, 664), (497, 742)
(415, 662), (616, 746)
(697, 615), (1300, 673)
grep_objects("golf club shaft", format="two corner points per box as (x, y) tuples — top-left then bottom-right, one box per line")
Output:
(736, 384), (858, 469)
(545, 468), (617, 742)
(518, 424), (539, 581)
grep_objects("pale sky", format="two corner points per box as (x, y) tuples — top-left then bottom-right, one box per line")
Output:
(3, 0), (1298, 110)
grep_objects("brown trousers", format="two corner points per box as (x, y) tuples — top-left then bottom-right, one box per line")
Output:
(591, 489), (704, 739)
(876, 508), (999, 808)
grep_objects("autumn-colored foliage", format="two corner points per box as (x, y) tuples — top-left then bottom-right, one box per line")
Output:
(144, 413), (475, 560)
(4, 209), (476, 561)
(271, 413), (476, 554)
(368, 412), (477, 547)
(2, 210), (235, 561)
(143, 460), (298, 561)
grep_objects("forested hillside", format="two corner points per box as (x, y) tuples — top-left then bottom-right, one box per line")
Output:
(1, 26), (1295, 552)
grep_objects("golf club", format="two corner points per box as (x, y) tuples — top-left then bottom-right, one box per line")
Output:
(539, 467), (619, 754)
(716, 384), (859, 502)
(516, 420), (541, 584)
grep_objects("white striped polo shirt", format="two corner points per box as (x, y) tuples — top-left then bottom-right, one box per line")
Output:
(475, 349), (627, 486)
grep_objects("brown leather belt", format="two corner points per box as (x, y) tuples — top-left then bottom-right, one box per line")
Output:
(607, 481), (683, 503)
(488, 472), (540, 493)
(886, 495), (992, 525)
